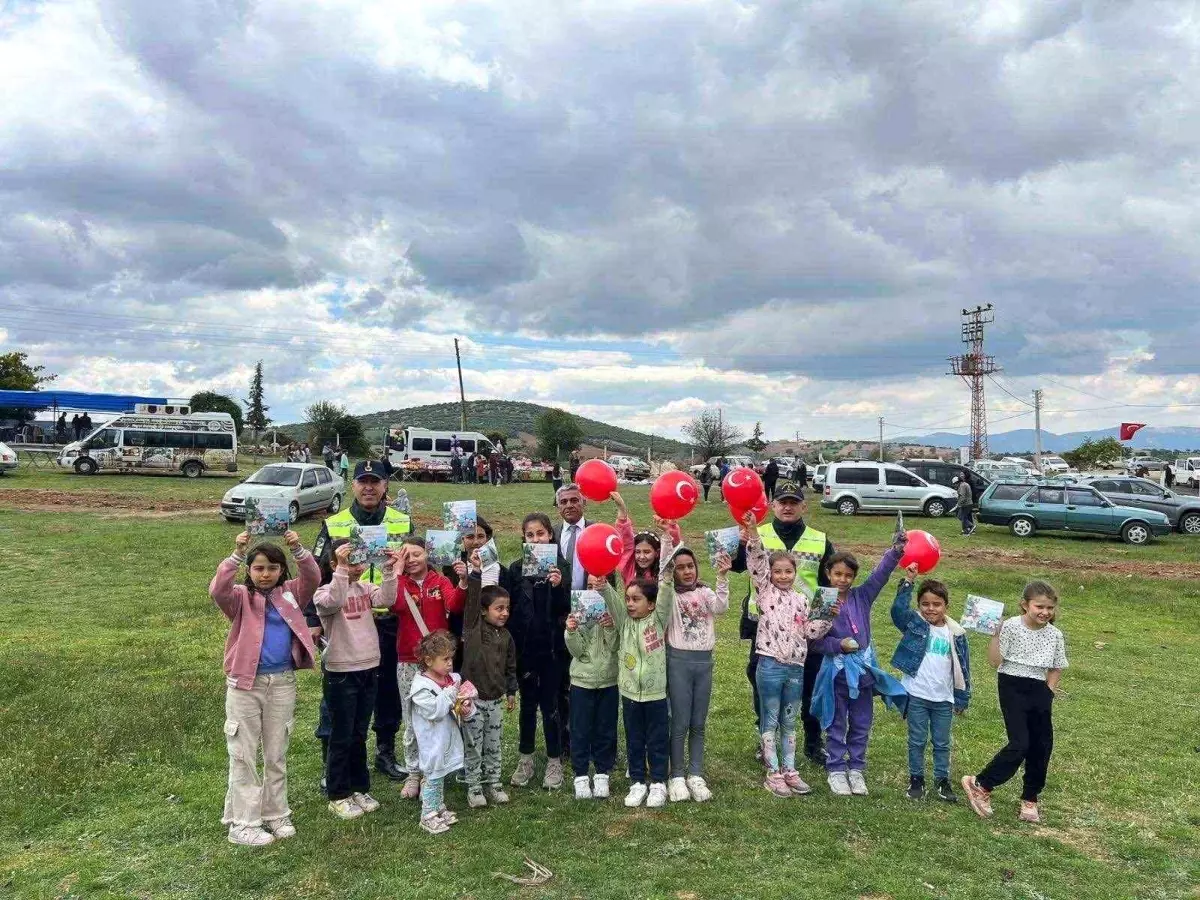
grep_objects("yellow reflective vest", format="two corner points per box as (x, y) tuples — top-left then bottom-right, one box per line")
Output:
(322, 506), (411, 586)
(746, 522), (827, 620)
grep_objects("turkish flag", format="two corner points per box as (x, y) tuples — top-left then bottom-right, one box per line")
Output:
(1119, 423), (1147, 441)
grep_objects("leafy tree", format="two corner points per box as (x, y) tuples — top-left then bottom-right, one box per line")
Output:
(304, 401), (369, 456)
(682, 410), (745, 462)
(190, 391), (243, 435)
(744, 421), (767, 454)
(1063, 436), (1126, 470)
(242, 361), (271, 440)
(533, 408), (583, 462)
(0, 351), (56, 423)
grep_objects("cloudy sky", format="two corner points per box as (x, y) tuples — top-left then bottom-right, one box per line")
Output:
(2, 0), (1199, 442)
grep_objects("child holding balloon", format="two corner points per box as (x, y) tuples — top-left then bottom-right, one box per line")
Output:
(809, 525), (909, 798)
(611, 491), (682, 586)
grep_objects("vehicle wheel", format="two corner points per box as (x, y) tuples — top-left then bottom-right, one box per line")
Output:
(223, 516), (240, 524)
(1010, 516), (1035, 538)
(328, 493), (342, 514)
(288, 501), (300, 523)
(182, 461), (203, 479)
(74, 457), (98, 476)
(1180, 513), (1200, 536)
(1121, 522), (1151, 545)
(924, 498), (947, 518)
(836, 497), (859, 516)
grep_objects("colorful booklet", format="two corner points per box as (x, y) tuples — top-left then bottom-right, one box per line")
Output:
(425, 529), (463, 568)
(390, 488), (411, 515)
(704, 526), (741, 565)
(962, 594), (1005, 635)
(522, 543), (559, 579)
(443, 500), (477, 535)
(348, 524), (389, 566)
(571, 589), (608, 626)
(810, 586), (841, 621)
(477, 538), (500, 569)
(243, 496), (290, 537)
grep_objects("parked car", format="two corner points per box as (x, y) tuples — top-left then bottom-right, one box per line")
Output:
(689, 455), (755, 478)
(220, 463), (344, 523)
(1084, 476), (1200, 536)
(0, 440), (16, 474)
(1000, 457), (1042, 476)
(1037, 455), (1072, 474)
(1125, 456), (1165, 475)
(812, 463), (828, 490)
(977, 480), (1171, 545)
(900, 459), (991, 498)
(608, 454), (651, 479)
(972, 459), (1030, 479)
(821, 461), (958, 517)
(1172, 457), (1200, 488)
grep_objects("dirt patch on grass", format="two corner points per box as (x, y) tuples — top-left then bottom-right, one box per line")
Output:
(841, 541), (1200, 580)
(0, 489), (214, 517)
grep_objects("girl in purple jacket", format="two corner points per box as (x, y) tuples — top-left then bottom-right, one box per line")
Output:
(809, 533), (906, 798)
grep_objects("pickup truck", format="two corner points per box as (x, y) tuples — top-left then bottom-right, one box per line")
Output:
(1172, 457), (1200, 488)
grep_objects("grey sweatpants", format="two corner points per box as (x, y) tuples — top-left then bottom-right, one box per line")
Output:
(464, 698), (504, 791)
(667, 647), (714, 777)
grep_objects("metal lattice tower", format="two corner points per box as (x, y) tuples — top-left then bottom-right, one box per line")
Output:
(948, 304), (998, 462)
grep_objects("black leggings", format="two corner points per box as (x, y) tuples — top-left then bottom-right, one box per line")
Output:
(977, 674), (1054, 802)
(518, 658), (562, 758)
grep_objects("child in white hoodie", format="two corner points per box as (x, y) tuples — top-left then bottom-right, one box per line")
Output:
(409, 630), (467, 835)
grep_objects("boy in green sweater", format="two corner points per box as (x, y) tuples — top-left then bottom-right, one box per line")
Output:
(565, 586), (620, 800)
(598, 531), (677, 809)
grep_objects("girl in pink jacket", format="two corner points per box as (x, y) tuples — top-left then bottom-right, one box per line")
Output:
(209, 530), (319, 847)
(611, 491), (682, 586)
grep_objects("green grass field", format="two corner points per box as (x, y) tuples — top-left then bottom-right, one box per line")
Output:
(1, 465), (1197, 899)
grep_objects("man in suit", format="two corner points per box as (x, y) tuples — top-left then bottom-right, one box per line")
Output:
(551, 482), (598, 756)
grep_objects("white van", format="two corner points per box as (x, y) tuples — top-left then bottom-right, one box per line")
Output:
(386, 426), (496, 468)
(821, 461), (958, 517)
(1173, 457), (1200, 487)
(58, 406), (238, 478)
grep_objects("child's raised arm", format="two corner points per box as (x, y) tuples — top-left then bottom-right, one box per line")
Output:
(890, 564), (920, 631)
(745, 532), (771, 595)
(657, 523), (676, 581)
(209, 532), (250, 620)
(597, 576), (625, 622)
(612, 491), (637, 585)
(857, 543), (904, 608)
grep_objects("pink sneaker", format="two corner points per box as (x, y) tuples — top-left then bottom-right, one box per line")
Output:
(961, 776), (993, 818)
(763, 772), (792, 798)
(783, 770), (811, 796)
(1019, 801), (1040, 823)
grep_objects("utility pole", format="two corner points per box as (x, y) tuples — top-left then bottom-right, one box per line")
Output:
(454, 338), (467, 431)
(878, 417), (885, 462)
(1032, 388), (1044, 473)
(948, 304), (998, 463)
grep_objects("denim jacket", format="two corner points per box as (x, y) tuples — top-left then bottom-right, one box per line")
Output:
(889, 580), (972, 711)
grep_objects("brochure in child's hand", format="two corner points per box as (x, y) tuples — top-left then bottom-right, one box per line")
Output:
(477, 538), (500, 569)
(810, 586), (841, 621)
(962, 594), (1005, 635)
(705, 526), (741, 565)
(571, 590), (607, 626)
(425, 529), (463, 568)
(443, 500), (477, 535)
(522, 543), (558, 579)
(348, 525), (389, 566)
(243, 496), (290, 536)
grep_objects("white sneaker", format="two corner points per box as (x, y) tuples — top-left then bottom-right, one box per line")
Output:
(543, 757), (564, 790)
(848, 770), (869, 796)
(351, 793), (380, 813)
(593, 774), (610, 799)
(328, 797), (364, 819)
(667, 776), (690, 802)
(574, 775), (593, 800)
(419, 813), (449, 835)
(228, 824), (275, 846)
(467, 790), (487, 809)
(510, 754), (535, 787)
(486, 785), (510, 804)
(263, 816), (296, 838)
(686, 775), (713, 803)
(624, 783), (648, 807)
(827, 771), (852, 797)
(646, 782), (668, 808)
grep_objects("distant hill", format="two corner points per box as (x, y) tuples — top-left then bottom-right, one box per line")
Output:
(897, 425), (1200, 453)
(280, 400), (692, 457)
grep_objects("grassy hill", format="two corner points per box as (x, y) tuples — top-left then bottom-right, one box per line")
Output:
(282, 400), (692, 457)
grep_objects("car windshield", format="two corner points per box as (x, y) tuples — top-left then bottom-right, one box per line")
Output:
(245, 466), (301, 487)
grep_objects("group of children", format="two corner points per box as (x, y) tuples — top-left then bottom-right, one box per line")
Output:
(210, 493), (1068, 845)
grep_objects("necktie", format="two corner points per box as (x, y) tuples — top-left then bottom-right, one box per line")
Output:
(563, 524), (579, 588)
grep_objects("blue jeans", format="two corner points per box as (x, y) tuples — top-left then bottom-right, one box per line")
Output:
(755, 656), (804, 773)
(906, 696), (954, 780)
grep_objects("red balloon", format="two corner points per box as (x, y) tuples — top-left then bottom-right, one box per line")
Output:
(576, 522), (624, 577)
(722, 467), (763, 509)
(575, 459), (618, 502)
(650, 471), (700, 520)
(729, 492), (769, 525)
(899, 529), (941, 574)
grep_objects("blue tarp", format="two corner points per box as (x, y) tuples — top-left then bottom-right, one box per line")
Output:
(0, 390), (172, 413)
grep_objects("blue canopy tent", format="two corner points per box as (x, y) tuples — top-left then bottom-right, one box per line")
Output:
(0, 390), (175, 414)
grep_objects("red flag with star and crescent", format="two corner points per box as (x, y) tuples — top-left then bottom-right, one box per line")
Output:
(1119, 423), (1147, 441)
